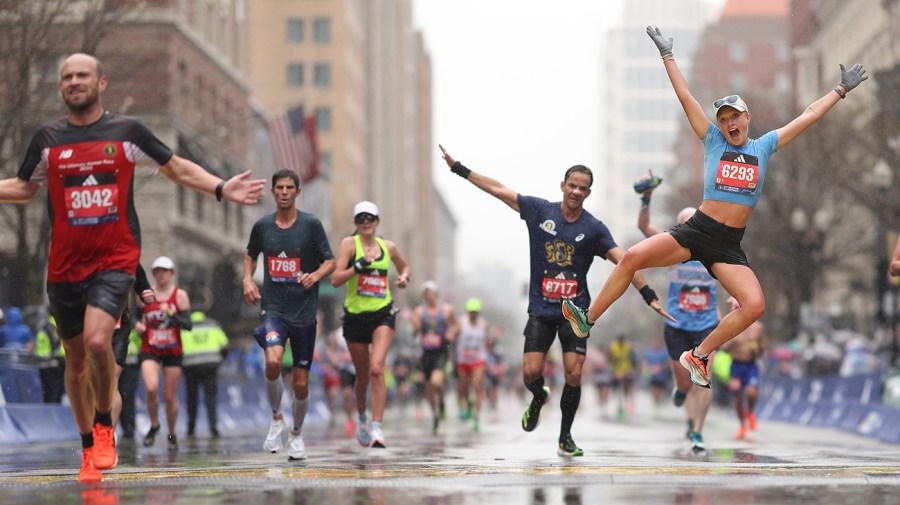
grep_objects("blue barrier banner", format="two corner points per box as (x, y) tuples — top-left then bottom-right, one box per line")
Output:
(6, 404), (78, 443)
(0, 407), (27, 444)
(0, 374), (330, 446)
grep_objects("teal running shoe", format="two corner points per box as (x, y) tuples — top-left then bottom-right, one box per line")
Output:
(561, 297), (593, 338)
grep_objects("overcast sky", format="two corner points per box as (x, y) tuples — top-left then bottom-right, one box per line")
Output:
(413, 0), (622, 286)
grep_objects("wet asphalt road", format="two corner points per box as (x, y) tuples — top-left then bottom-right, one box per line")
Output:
(2, 391), (899, 505)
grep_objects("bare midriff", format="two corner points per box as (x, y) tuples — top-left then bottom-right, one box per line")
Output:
(697, 200), (753, 229)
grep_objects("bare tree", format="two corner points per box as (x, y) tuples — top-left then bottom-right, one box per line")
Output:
(0, 0), (141, 306)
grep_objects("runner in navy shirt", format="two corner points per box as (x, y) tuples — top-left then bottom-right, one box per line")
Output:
(440, 144), (669, 458)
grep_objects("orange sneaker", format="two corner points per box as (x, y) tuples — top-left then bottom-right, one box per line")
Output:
(92, 423), (118, 470)
(679, 350), (710, 388)
(747, 412), (757, 431)
(735, 423), (746, 440)
(77, 448), (103, 484)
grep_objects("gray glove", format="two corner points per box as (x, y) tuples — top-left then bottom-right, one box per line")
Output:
(839, 63), (867, 93)
(646, 26), (673, 58)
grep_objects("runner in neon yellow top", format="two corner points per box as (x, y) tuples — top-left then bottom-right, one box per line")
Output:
(331, 201), (410, 448)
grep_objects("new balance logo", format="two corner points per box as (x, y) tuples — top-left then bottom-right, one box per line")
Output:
(83, 175), (99, 186)
(735, 155), (746, 164)
(59, 149), (73, 160)
(278, 251), (288, 258)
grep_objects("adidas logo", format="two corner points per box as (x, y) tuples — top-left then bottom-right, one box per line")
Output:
(83, 175), (99, 186)
(735, 155), (746, 164)
(278, 251), (288, 258)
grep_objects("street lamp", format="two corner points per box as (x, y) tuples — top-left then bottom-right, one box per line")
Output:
(791, 207), (829, 332)
(872, 159), (895, 365)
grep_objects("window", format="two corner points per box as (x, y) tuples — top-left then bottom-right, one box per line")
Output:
(287, 63), (304, 87)
(730, 42), (747, 62)
(313, 63), (331, 88)
(314, 107), (332, 132)
(195, 190), (205, 221)
(776, 41), (791, 62)
(177, 185), (186, 214)
(287, 18), (304, 43)
(313, 17), (331, 43)
(730, 72), (747, 92)
(775, 71), (791, 92)
(320, 151), (332, 173)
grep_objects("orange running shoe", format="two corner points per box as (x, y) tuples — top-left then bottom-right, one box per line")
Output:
(92, 423), (118, 470)
(747, 412), (757, 431)
(735, 423), (746, 440)
(679, 349), (710, 388)
(77, 448), (103, 484)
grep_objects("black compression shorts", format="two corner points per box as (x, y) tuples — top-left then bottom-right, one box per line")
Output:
(47, 270), (135, 340)
(522, 314), (587, 356)
(667, 209), (749, 278)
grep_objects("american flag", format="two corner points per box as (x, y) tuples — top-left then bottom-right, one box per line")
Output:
(267, 105), (319, 183)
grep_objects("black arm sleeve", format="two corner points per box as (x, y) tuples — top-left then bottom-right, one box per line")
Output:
(133, 264), (151, 295)
(171, 311), (193, 331)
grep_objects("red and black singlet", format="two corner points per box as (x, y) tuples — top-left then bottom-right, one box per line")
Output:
(17, 111), (173, 283)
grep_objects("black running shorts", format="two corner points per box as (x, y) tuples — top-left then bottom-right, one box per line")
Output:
(47, 270), (135, 340)
(667, 209), (750, 278)
(522, 314), (588, 356)
(663, 324), (716, 361)
(342, 304), (396, 345)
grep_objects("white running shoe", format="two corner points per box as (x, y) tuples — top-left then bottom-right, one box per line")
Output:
(370, 422), (386, 448)
(356, 419), (371, 447)
(263, 419), (285, 453)
(287, 432), (306, 461)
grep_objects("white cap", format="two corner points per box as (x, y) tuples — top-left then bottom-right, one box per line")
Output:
(421, 280), (439, 294)
(151, 256), (175, 270)
(353, 201), (379, 218)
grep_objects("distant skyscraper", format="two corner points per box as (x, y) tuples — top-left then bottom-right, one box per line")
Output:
(602, 0), (720, 244)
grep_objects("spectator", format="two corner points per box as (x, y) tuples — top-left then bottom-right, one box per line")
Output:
(0, 307), (35, 353)
(181, 311), (229, 439)
(34, 315), (66, 403)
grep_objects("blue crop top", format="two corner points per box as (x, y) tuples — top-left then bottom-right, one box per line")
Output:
(702, 124), (778, 208)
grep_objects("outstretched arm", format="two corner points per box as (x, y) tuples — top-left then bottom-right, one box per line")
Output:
(439, 144), (520, 212)
(0, 177), (40, 203)
(647, 27), (709, 139)
(776, 64), (867, 150)
(160, 155), (266, 205)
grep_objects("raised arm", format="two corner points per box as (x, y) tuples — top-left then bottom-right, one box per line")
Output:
(647, 27), (709, 139)
(635, 171), (663, 237)
(775, 64), (867, 150)
(439, 144), (520, 212)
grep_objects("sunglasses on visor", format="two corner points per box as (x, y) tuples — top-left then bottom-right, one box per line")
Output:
(713, 95), (740, 109)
